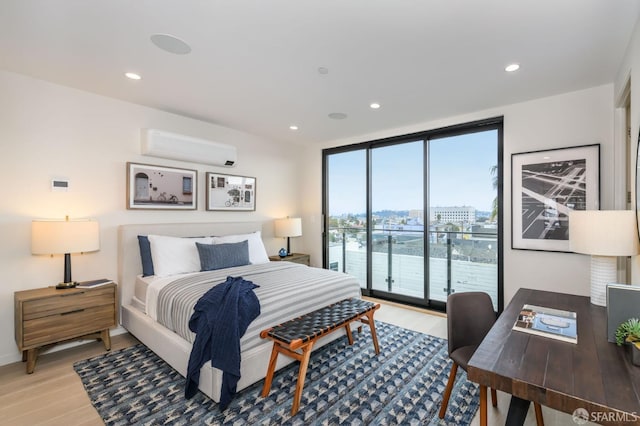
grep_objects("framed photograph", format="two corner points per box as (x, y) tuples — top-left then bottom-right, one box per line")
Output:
(511, 144), (600, 252)
(206, 172), (256, 211)
(126, 162), (197, 210)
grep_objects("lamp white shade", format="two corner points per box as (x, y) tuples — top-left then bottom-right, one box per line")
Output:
(274, 217), (302, 238)
(568, 210), (639, 306)
(568, 210), (639, 256)
(32, 219), (100, 255)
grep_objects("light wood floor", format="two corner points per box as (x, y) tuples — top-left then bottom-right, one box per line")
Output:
(0, 299), (586, 426)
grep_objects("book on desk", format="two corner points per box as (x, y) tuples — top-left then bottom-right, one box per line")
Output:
(76, 278), (113, 288)
(512, 304), (577, 344)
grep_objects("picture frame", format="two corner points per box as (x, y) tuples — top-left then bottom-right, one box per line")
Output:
(206, 172), (256, 211)
(511, 144), (600, 252)
(126, 162), (197, 210)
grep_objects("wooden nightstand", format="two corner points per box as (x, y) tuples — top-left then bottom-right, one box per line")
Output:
(269, 253), (310, 266)
(14, 283), (117, 374)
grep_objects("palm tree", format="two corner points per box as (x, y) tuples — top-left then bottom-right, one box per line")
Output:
(490, 165), (498, 221)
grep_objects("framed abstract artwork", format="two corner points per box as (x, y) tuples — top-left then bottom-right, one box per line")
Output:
(126, 162), (197, 210)
(206, 172), (256, 211)
(511, 144), (600, 252)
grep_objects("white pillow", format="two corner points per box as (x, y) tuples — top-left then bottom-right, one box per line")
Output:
(148, 235), (213, 277)
(212, 231), (269, 264)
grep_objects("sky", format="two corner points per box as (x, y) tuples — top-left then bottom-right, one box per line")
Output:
(328, 129), (497, 215)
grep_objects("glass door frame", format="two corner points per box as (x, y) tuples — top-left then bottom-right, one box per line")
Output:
(322, 117), (504, 313)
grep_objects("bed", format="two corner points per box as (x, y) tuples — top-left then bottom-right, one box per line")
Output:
(117, 221), (362, 403)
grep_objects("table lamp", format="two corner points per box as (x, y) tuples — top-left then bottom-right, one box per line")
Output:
(568, 210), (639, 306)
(31, 216), (100, 289)
(274, 217), (302, 256)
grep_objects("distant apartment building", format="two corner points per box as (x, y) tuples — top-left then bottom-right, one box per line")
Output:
(408, 209), (424, 221)
(430, 206), (476, 223)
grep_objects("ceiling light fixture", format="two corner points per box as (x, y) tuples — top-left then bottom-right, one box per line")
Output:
(328, 112), (347, 120)
(505, 63), (520, 72)
(150, 34), (192, 55)
(318, 67), (329, 75)
(125, 72), (142, 80)
(289, 125), (299, 130)
(370, 103), (381, 109)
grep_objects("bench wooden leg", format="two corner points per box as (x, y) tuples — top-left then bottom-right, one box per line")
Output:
(365, 310), (380, 355)
(261, 343), (280, 397)
(345, 324), (354, 345)
(291, 341), (315, 416)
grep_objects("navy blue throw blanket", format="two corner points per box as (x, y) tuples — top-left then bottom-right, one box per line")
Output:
(185, 276), (261, 409)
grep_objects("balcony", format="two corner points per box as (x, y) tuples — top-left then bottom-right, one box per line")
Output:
(328, 228), (498, 310)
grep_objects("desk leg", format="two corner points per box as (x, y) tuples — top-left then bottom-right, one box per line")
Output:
(480, 385), (487, 426)
(505, 396), (530, 426)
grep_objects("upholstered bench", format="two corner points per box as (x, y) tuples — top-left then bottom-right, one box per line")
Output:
(259, 297), (381, 415)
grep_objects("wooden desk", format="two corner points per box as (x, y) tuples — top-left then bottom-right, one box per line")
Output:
(467, 288), (640, 425)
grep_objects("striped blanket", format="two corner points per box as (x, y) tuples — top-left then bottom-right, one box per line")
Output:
(156, 262), (361, 353)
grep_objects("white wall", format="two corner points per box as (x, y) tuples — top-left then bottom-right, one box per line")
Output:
(0, 70), (303, 365)
(300, 84), (616, 305)
(616, 18), (640, 282)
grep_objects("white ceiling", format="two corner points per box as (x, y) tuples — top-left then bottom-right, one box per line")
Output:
(1, 1), (639, 145)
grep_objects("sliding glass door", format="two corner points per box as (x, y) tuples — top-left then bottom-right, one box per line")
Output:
(370, 141), (425, 299)
(323, 118), (503, 312)
(325, 149), (367, 289)
(427, 131), (499, 310)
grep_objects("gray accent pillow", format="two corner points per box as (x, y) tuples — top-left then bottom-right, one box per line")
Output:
(196, 240), (250, 271)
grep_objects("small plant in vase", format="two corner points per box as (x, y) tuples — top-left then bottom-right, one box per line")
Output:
(615, 318), (640, 366)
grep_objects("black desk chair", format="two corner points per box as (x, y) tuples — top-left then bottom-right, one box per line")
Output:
(439, 291), (544, 426)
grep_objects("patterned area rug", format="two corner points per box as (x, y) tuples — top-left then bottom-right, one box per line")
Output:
(74, 322), (479, 425)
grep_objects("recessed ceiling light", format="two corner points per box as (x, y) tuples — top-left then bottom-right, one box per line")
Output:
(150, 34), (192, 55)
(505, 63), (520, 72)
(125, 72), (141, 80)
(543, 156), (551, 160)
(289, 125), (299, 130)
(328, 112), (347, 120)
(370, 103), (381, 109)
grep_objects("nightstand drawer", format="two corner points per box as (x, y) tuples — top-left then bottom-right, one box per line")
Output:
(22, 304), (115, 348)
(22, 286), (114, 320)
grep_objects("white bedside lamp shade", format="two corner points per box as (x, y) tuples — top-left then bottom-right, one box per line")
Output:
(32, 217), (100, 287)
(275, 217), (302, 255)
(569, 210), (639, 306)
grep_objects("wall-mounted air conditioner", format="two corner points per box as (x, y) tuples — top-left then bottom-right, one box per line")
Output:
(141, 129), (237, 167)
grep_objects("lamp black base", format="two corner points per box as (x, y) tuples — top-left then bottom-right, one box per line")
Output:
(56, 281), (77, 289)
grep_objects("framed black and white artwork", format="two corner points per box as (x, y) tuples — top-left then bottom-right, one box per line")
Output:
(206, 172), (256, 211)
(511, 144), (600, 252)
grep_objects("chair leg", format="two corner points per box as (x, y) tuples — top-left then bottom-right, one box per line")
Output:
(438, 362), (458, 419)
(534, 402), (544, 426)
(490, 388), (497, 407)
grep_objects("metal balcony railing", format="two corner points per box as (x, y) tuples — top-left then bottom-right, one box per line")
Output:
(327, 227), (498, 307)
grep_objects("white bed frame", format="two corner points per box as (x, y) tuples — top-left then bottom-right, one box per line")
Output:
(117, 221), (349, 403)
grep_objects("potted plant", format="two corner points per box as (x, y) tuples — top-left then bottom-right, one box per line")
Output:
(615, 318), (640, 366)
